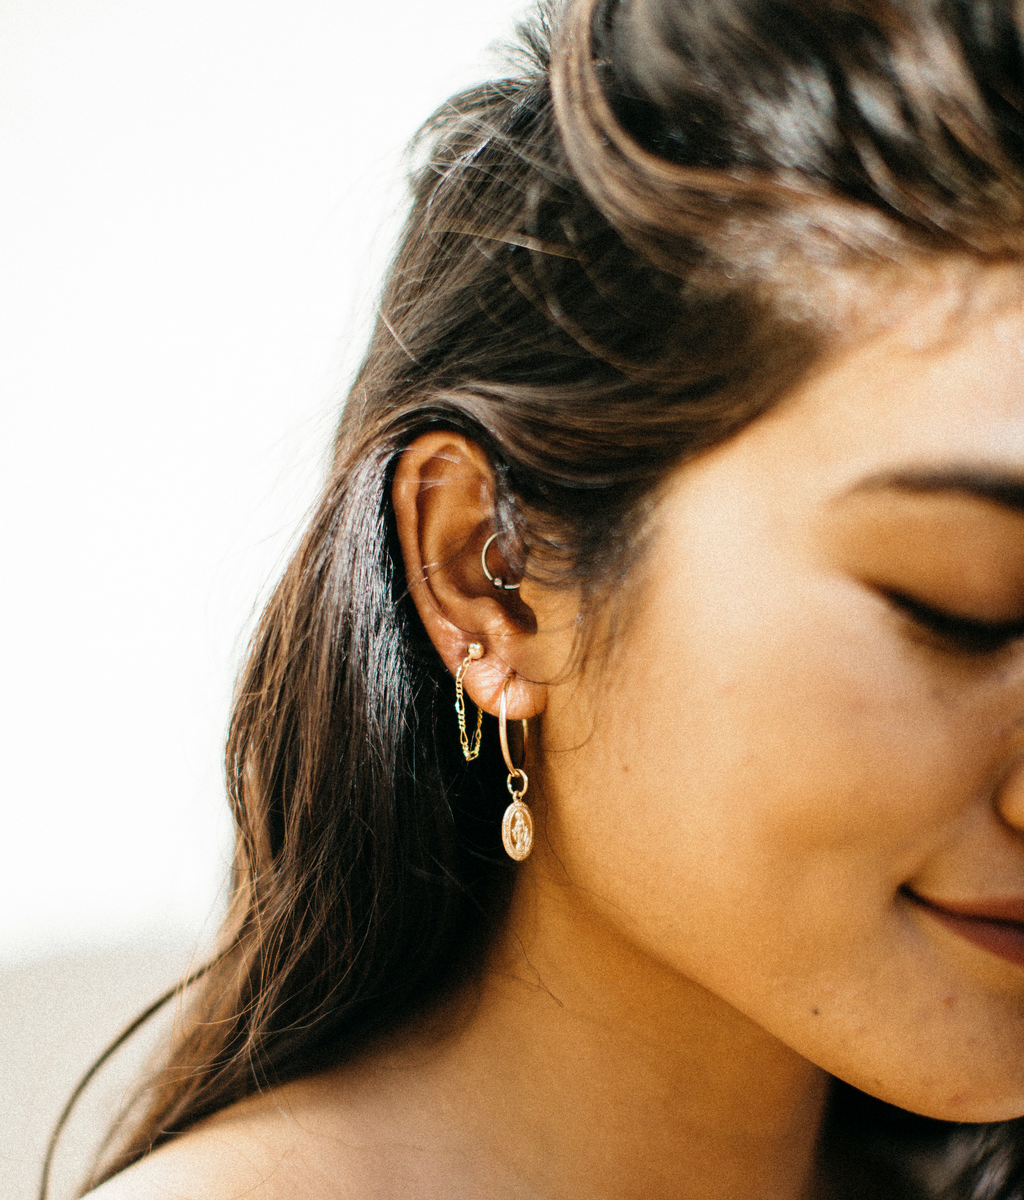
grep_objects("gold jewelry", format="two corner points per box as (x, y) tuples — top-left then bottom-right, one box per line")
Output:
(455, 642), (484, 761)
(481, 533), (520, 591)
(499, 674), (533, 861)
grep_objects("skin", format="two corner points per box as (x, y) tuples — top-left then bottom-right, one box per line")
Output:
(89, 266), (1024, 1199)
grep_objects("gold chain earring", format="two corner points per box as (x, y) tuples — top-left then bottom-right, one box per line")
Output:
(499, 673), (532, 861)
(455, 642), (484, 761)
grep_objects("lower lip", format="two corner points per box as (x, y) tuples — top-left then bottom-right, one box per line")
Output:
(910, 896), (1024, 970)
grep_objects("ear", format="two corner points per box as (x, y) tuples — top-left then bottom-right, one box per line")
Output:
(392, 432), (573, 720)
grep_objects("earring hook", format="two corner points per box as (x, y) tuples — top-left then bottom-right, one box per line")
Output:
(499, 673), (533, 861)
(498, 673), (529, 778)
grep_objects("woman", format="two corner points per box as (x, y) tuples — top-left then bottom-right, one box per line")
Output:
(63, 0), (1024, 1196)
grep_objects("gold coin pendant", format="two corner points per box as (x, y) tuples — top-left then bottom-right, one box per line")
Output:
(501, 800), (533, 861)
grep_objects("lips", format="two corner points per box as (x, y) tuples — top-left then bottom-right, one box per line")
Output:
(905, 889), (1024, 970)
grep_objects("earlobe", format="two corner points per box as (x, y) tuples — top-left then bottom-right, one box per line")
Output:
(390, 431), (548, 720)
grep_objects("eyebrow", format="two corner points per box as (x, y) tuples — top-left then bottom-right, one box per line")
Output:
(853, 467), (1024, 516)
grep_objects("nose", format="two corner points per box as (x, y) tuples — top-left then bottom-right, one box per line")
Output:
(997, 750), (1024, 834)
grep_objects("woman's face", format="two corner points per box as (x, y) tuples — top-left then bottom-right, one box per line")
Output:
(537, 267), (1024, 1121)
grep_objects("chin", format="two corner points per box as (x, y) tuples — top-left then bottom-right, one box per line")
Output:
(840, 1072), (1024, 1126)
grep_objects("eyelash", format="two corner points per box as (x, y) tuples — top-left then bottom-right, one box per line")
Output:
(884, 590), (1024, 654)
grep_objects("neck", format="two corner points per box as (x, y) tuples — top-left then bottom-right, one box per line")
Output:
(367, 857), (830, 1200)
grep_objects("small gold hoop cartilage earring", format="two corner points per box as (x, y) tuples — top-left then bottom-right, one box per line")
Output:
(499, 673), (533, 861)
(481, 533), (520, 591)
(455, 642), (485, 761)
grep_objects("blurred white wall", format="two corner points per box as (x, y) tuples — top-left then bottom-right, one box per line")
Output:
(0, 0), (530, 966)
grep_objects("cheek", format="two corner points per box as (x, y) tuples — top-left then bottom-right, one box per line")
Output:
(549, 545), (968, 945)
(540, 531), (1024, 1117)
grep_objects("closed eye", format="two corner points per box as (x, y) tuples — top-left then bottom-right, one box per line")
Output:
(884, 590), (1024, 654)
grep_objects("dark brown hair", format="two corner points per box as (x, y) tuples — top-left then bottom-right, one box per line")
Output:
(53, 2), (1024, 1197)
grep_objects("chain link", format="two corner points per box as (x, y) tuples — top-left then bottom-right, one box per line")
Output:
(455, 646), (484, 761)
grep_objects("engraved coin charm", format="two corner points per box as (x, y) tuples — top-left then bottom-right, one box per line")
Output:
(502, 797), (533, 861)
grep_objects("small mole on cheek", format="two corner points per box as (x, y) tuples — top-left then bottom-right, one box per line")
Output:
(812, 1008), (820, 1016)
(942, 994), (955, 1009)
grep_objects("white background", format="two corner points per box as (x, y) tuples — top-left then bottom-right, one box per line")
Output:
(0, 0), (530, 965)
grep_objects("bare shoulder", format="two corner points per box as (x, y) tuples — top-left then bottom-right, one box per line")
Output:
(78, 1042), (522, 1200)
(80, 1084), (348, 1200)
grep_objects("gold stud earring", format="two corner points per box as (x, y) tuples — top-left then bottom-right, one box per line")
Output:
(499, 673), (532, 861)
(455, 642), (484, 761)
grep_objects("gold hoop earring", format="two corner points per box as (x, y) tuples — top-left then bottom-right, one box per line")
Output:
(499, 673), (533, 861)
(455, 642), (484, 761)
(481, 533), (520, 591)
